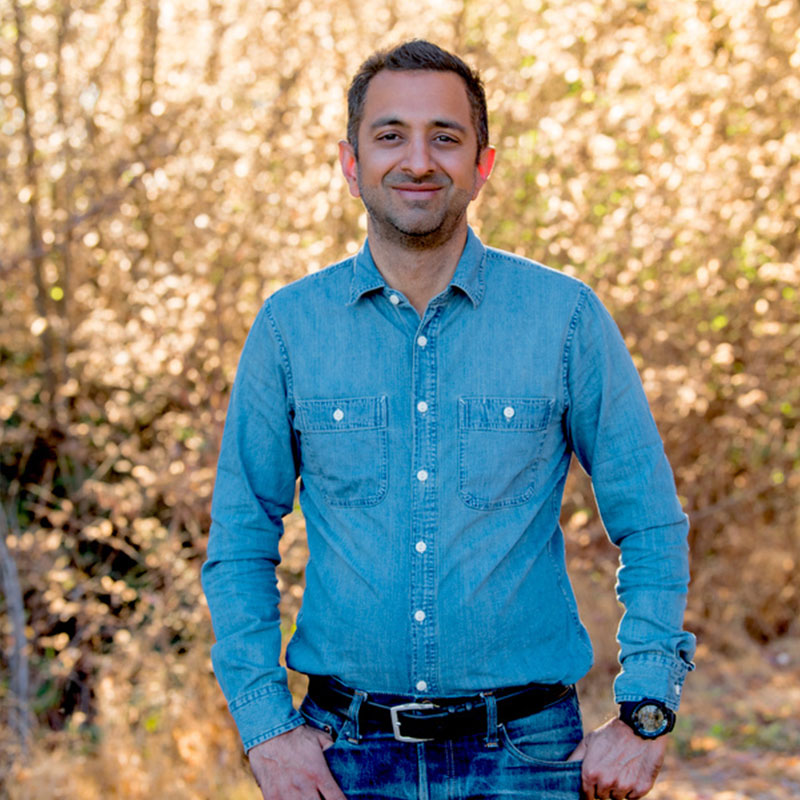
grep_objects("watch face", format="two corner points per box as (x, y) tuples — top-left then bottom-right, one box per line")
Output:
(634, 703), (669, 735)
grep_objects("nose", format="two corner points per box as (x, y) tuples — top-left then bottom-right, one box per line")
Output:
(401, 134), (434, 176)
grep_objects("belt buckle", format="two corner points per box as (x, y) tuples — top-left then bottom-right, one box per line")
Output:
(389, 702), (436, 743)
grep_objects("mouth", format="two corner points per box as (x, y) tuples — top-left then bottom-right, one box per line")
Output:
(391, 184), (444, 201)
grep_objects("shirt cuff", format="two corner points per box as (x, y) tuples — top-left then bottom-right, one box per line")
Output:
(228, 685), (305, 752)
(613, 652), (695, 712)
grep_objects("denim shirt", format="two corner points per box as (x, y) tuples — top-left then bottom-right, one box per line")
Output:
(202, 229), (696, 751)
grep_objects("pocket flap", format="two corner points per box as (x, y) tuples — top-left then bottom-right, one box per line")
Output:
(459, 397), (553, 431)
(296, 395), (388, 432)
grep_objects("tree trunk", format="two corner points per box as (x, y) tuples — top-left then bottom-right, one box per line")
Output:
(12, 0), (58, 421)
(0, 506), (30, 758)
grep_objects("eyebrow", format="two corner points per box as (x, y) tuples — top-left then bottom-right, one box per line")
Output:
(370, 116), (469, 134)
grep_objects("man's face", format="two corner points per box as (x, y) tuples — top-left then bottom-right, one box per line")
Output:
(339, 70), (494, 249)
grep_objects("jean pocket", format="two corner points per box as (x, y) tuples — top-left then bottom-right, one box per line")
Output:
(499, 724), (584, 768)
(296, 395), (388, 507)
(458, 396), (554, 510)
(497, 689), (583, 768)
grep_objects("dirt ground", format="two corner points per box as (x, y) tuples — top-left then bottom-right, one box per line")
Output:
(649, 646), (800, 800)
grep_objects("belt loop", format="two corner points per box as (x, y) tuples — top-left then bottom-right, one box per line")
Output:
(482, 691), (499, 748)
(344, 688), (368, 743)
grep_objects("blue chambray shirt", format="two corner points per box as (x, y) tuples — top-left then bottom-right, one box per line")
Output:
(202, 228), (696, 752)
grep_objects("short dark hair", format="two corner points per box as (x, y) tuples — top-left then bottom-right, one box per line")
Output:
(346, 40), (489, 160)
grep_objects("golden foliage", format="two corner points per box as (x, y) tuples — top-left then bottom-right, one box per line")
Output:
(1, 0), (798, 795)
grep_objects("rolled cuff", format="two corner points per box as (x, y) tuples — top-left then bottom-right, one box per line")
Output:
(613, 650), (696, 712)
(228, 684), (305, 752)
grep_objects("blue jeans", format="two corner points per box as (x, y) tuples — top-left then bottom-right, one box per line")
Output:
(299, 686), (584, 799)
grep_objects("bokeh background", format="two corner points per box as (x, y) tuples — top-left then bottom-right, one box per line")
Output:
(1, 0), (799, 797)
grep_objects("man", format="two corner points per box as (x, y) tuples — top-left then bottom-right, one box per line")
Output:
(202, 40), (695, 800)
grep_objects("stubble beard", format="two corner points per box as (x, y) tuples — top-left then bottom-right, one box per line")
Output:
(357, 169), (473, 251)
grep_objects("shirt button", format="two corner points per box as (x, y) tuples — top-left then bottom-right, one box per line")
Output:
(416, 680), (428, 692)
(503, 406), (515, 419)
(333, 408), (344, 422)
(417, 401), (429, 413)
(415, 541), (427, 553)
(417, 335), (428, 348)
(389, 294), (400, 305)
(416, 469), (429, 482)
(414, 610), (426, 622)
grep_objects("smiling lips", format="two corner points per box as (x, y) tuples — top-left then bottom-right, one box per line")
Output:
(390, 182), (445, 200)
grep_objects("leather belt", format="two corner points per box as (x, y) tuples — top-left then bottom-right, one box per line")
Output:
(307, 675), (572, 743)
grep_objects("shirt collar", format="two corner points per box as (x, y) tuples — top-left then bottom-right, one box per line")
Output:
(347, 227), (487, 308)
(449, 227), (486, 307)
(347, 243), (387, 305)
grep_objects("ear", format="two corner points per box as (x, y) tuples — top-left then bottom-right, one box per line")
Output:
(338, 140), (361, 199)
(472, 145), (496, 199)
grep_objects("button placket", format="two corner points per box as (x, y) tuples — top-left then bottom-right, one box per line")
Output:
(409, 311), (441, 695)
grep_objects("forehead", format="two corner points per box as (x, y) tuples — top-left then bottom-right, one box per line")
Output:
(360, 70), (474, 132)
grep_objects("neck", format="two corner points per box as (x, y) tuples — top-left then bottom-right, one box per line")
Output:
(367, 223), (468, 316)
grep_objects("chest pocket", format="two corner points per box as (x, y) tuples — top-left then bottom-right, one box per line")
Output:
(295, 396), (388, 508)
(458, 397), (554, 511)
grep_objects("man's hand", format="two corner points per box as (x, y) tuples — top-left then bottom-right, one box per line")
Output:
(567, 717), (667, 799)
(248, 724), (347, 800)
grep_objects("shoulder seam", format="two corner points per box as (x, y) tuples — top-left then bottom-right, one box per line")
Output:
(484, 248), (587, 285)
(275, 256), (354, 294)
(561, 284), (591, 411)
(262, 300), (294, 405)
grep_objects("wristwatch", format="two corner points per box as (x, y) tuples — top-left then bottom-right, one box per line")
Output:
(618, 699), (676, 739)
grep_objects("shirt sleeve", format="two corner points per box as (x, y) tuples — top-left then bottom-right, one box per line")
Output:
(201, 301), (305, 751)
(564, 287), (696, 711)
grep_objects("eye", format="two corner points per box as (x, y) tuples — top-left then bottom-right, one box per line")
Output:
(433, 133), (459, 144)
(376, 132), (402, 142)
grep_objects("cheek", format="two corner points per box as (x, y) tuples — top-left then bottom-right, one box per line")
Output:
(448, 161), (481, 188)
(356, 163), (388, 188)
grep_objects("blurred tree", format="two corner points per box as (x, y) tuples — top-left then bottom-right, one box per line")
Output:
(0, 0), (797, 769)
